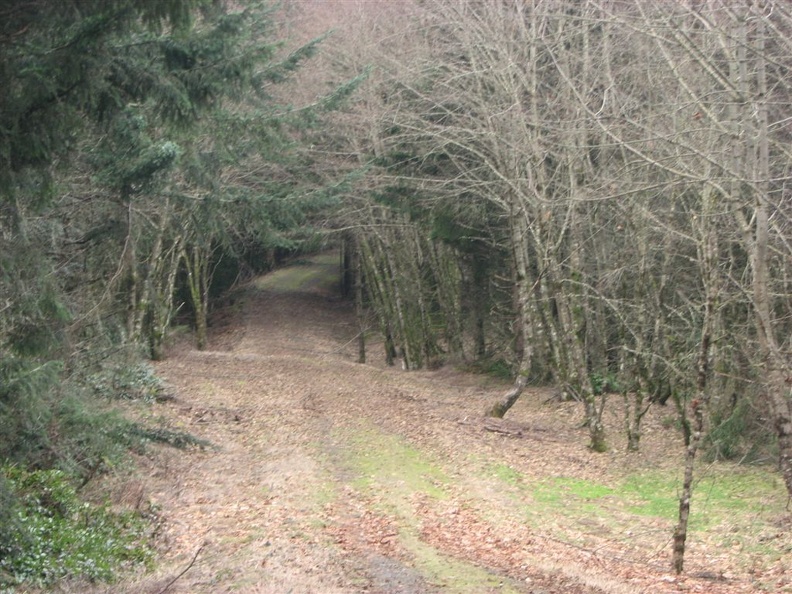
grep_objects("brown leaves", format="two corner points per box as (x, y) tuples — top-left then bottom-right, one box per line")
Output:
(418, 497), (534, 575)
(326, 503), (402, 558)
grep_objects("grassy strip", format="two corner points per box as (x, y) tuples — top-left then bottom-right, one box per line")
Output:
(486, 461), (790, 567)
(337, 426), (524, 593)
(253, 253), (340, 293)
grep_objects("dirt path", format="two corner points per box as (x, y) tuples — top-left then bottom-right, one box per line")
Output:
(102, 254), (787, 594)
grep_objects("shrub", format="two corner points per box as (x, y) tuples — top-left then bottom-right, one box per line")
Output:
(705, 394), (775, 463)
(87, 362), (168, 403)
(590, 371), (620, 396)
(0, 466), (154, 589)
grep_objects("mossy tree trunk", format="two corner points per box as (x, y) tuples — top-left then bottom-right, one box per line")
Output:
(124, 195), (183, 359)
(359, 230), (398, 366)
(183, 240), (214, 351)
(672, 276), (715, 574)
(148, 233), (182, 361)
(352, 235), (366, 364)
(487, 202), (534, 418)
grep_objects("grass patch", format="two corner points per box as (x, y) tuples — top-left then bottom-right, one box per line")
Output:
(330, 427), (528, 592)
(253, 253), (339, 294)
(621, 472), (678, 519)
(486, 460), (789, 557)
(486, 463), (618, 514)
(488, 461), (785, 532)
(254, 266), (318, 292)
(489, 463), (523, 487)
(622, 466), (786, 531)
(344, 428), (449, 505)
(542, 477), (616, 502)
(529, 477), (618, 522)
(307, 480), (337, 511)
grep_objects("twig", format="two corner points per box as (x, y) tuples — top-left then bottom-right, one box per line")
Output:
(156, 542), (206, 594)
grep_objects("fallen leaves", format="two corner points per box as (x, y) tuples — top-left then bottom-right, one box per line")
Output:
(98, 258), (792, 594)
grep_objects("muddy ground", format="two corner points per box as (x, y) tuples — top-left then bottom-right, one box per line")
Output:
(80, 253), (790, 594)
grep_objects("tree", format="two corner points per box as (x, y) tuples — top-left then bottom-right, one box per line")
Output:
(0, 0), (354, 485)
(584, 0), (792, 570)
(0, 1), (362, 585)
(0, 0), (202, 466)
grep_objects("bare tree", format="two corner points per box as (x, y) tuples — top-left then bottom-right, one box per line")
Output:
(587, 0), (792, 569)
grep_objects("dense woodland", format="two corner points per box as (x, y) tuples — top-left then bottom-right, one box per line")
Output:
(1, 0), (792, 587)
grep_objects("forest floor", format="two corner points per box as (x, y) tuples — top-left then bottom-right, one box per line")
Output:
(81, 253), (790, 594)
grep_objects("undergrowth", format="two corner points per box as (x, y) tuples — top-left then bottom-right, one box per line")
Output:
(86, 361), (169, 403)
(0, 349), (206, 591)
(0, 466), (155, 590)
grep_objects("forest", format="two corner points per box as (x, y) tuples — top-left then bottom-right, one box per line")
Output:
(1, 0), (791, 591)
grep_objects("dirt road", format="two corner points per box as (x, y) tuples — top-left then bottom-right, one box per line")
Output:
(103, 253), (786, 594)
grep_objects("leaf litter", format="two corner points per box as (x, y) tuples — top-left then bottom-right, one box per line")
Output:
(77, 254), (791, 594)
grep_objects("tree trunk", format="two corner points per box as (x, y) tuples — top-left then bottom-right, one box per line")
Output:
(359, 232), (398, 366)
(428, 240), (464, 362)
(128, 197), (176, 357)
(471, 256), (488, 359)
(149, 234), (182, 360)
(353, 237), (366, 364)
(672, 328), (711, 574)
(487, 375), (528, 419)
(183, 242), (212, 351)
(125, 203), (142, 343)
(486, 202), (534, 418)
(672, 183), (719, 574)
(767, 365), (792, 498)
(672, 399), (703, 575)
(380, 233), (417, 369)
(751, 17), (792, 500)
(623, 377), (646, 453)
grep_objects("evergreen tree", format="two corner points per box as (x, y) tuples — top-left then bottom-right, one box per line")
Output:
(0, 0), (200, 469)
(0, 1), (359, 585)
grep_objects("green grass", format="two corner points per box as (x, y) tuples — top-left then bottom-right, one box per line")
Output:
(622, 466), (785, 531)
(400, 530), (523, 594)
(253, 253), (339, 293)
(550, 477), (616, 500)
(529, 476), (618, 523)
(490, 463), (522, 486)
(326, 427), (790, 589)
(486, 460), (788, 545)
(621, 472), (678, 519)
(344, 428), (449, 504)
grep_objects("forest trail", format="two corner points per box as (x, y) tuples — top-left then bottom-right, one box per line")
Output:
(104, 253), (786, 594)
